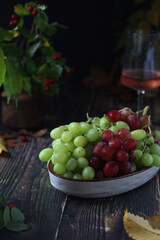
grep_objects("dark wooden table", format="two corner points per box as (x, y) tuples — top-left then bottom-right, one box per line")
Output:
(1, 85), (160, 240)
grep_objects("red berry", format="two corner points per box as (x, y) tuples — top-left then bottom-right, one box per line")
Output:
(107, 110), (121, 123)
(108, 137), (122, 151)
(70, 67), (75, 73)
(103, 161), (119, 177)
(140, 115), (150, 129)
(123, 138), (137, 152)
(27, 6), (34, 12)
(129, 151), (136, 162)
(126, 115), (140, 130)
(45, 85), (50, 91)
(116, 128), (131, 141)
(9, 21), (15, 26)
(120, 109), (132, 121)
(21, 136), (27, 142)
(89, 156), (105, 170)
(13, 19), (19, 25)
(56, 54), (61, 59)
(32, 10), (38, 16)
(53, 55), (57, 60)
(9, 204), (15, 210)
(100, 146), (116, 161)
(11, 14), (18, 20)
(48, 78), (57, 83)
(118, 162), (131, 175)
(95, 170), (105, 179)
(116, 150), (129, 163)
(102, 130), (114, 143)
(93, 141), (106, 157)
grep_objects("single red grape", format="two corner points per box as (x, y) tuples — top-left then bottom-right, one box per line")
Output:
(100, 146), (116, 161)
(116, 128), (131, 141)
(120, 109), (132, 121)
(126, 114), (140, 130)
(95, 170), (105, 179)
(129, 151), (136, 162)
(89, 156), (105, 170)
(116, 149), (129, 163)
(107, 110), (121, 123)
(93, 141), (106, 157)
(118, 162), (131, 175)
(102, 130), (114, 143)
(103, 161), (119, 177)
(123, 138), (137, 152)
(140, 115), (151, 128)
(108, 137), (122, 151)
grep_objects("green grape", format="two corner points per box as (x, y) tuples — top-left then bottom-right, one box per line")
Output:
(150, 143), (160, 155)
(115, 121), (130, 130)
(99, 116), (110, 129)
(86, 128), (99, 142)
(146, 136), (154, 145)
(63, 171), (73, 179)
(53, 163), (66, 175)
(130, 162), (136, 173)
(152, 154), (160, 167)
(77, 157), (89, 169)
(51, 155), (57, 165)
(39, 148), (54, 162)
(54, 152), (68, 163)
(72, 131), (83, 139)
(82, 166), (95, 180)
(61, 131), (72, 143)
(73, 173), (83, 179)
(66, 158), (77, 171)
(73, 147), (86, 158)
(144, 146), (150, 153)
(68, 122), (81, 133)
(50, 126), (66, 139)
(109, 125), (118, 134)
(80, 122), (92, 134)
(131, 129), (146, 141)
(54, 143), (68, 153)
(155, 130), (160, 140)
(85, 144), (94, 159)
(136, 140), (144, 150)
(65, 141), (76, 152)
(91, 117), (100, 128)
(52, 139), (61, 148)
(141, 152), (153, 167)
(134, 149), (142, 162)
(73, 167), (82, 174)
(74, 136), (87, 147)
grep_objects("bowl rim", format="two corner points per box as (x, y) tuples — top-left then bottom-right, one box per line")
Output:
(48, 160), (153, 182)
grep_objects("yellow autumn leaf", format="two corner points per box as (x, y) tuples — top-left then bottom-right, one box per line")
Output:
(123, 210), (160, 240)
(0, 137), (8, 154)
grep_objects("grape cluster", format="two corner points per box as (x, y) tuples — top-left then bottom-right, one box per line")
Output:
(39, 106), (160, 180)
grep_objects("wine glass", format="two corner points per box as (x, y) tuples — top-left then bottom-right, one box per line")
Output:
(121, 29), (160, 111)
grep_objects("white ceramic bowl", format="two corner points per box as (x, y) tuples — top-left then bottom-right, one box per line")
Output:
(48, 161), (159, 198)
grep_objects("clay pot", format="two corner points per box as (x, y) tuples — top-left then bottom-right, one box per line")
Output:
(1, 91), (42, 128)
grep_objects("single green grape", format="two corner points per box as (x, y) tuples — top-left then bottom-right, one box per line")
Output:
(146, 136), (154, 145)
(150, 143), (160, 155)
(39, 148), (54, 162)
(61, 131), (72, 143)
(73, 147), (86, 158)
(152, 154), (160, 167)
(86, 128), (99, 142)
(136, 140), (144, 150)
(141, 152), (153, 167)
(82, 166), (95, 180)
(65, 141), (76, 152)
(85, 144), (94, 159)
(131, 129), (146, 141)
(50, 126), (66, 139)
(52, 139), (61, 148)
(133, 149), (142, 162)
(73, 173), (83, 179)
(54, 152), (68, 163)
(80, 122), (92, 134)
(68, 122), (81, 133)
(109, 125), (118, 134)
(99, 116), (110, 129)
(77, 157), (89, 169)
(74, 135), (87, 147)
(91, 117), (100, 128)
(66, 158), (77, 171)
(53, 163), (66, 175)
(54, 143), (69, 153)
(130, 162), (136, 173)
(115, 121), (130, 130)
(63, 171), (73, 179)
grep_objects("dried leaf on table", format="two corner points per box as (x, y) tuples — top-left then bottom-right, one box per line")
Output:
(0, 137), (8, 153)
(5, 139), (21, 148)
(18, 128), (48, 137)
(123, 209), (160, 240)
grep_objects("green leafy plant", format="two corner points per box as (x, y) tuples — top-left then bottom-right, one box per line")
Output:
(0, 1), (74, 104)
(0, 194), (29, 232)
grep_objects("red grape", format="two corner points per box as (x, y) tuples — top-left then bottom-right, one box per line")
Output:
(89, 156), (105, 170)
(100, 146), (116, 161)
(129, 151), (136, 162)
(93, 142), (106, 157)
(108, 137), (122, 151)
(103, 161), (119, 177)
(107, 110), (121, 123)
(102, 130), (114, 143)
(116, 128), (131, 141)
(118, 162), (131, 175)
(140, 115), (150, 128)
(126, 114), (140, 130)
(95, 170), (105, 179)
(116, 150), (129, 162)
(123, 138), (137, 152)
(120, 109), (132, 121)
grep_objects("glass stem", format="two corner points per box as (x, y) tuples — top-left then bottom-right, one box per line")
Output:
(137, 89), (145, 111)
